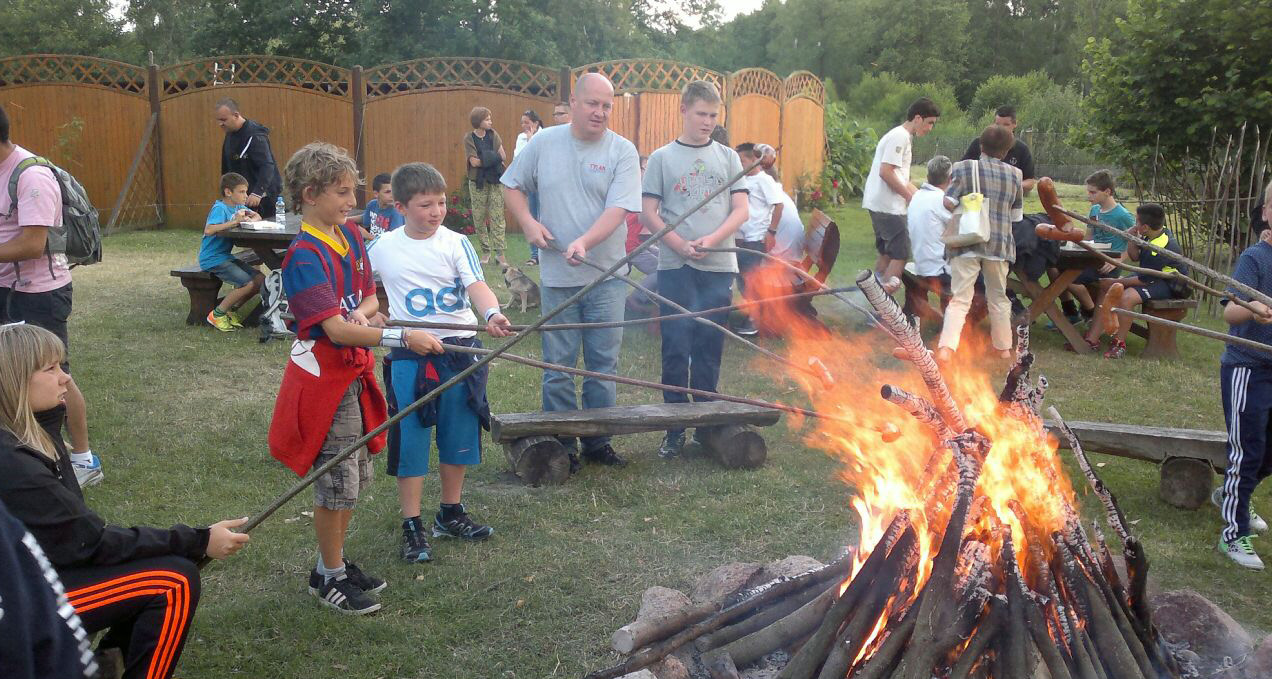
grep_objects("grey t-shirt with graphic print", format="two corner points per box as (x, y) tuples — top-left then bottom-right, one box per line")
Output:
(642, 140), (747, 273)
(501, 124), (642, 287)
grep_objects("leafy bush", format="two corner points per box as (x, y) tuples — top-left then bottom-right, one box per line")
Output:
(841, 72), (965, 132)
(969, 71), (1086, 133)
(820, 101), (877, 200)
(443, 187), (475, 235)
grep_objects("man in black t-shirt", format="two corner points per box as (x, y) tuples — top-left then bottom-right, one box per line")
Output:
(963, 105), (1036, 195)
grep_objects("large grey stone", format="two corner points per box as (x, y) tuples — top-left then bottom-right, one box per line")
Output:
(653, 656), (690, 679)
(757, 555), (824, 583)
(692, 562), (763, 607)
(1151, 589), (1253, 675)
(1242, 635), (1272, 679)
(619, 671), (657, 679)
(636, 586), (691, 622)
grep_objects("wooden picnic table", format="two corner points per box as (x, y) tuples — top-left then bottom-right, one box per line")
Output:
(220, 214), (302, 269)
(1008, 246), (1110, 354)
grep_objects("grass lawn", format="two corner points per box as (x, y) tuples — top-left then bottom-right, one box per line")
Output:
(70, 190), (1269, 677)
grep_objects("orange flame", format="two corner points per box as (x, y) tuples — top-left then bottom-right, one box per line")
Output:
(744, 262), (1076, 601)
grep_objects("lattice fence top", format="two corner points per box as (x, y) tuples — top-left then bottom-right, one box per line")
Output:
(783, 71), (825, 105)
(0, 55), (146, 95)
(728, 68), (782, 101)
(161, 56), (351, 99)
(364, 58), (559, 100)
(573, 60), (725, 95)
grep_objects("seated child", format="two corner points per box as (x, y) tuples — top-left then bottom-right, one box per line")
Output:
(904, 155), (953, 320)
(1066, 169), (1135, 322)
(268, 143), (442, 615)
(198, 172), (265, 331)
(1083, 203), (1189, 358)
(367, 162), (512, 563)
(351, 172), (405, 243)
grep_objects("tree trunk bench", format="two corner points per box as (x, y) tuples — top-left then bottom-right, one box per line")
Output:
(492, 402), (782, 485)
(169, 251), (263, 326)
(1045, 419), (1225, 509)
(1127, 298), (1199, 359)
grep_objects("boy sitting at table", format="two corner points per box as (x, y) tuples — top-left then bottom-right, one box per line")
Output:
(350, 172), (405, 243)
(1065, 169), (1135, 324)
(198, 171), (265, 332)
(1082, 203), (1189, 358)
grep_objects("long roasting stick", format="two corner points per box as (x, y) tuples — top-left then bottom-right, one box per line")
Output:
(1057, 206), (1272, 309)
(386, 285), (857, 334)
(211, 157), (766, 549)
(1112, 308), (1272, 355)
(440, 344), (849, 425)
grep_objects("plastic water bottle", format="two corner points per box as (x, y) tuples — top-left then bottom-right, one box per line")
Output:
(275, 196), (286, 224)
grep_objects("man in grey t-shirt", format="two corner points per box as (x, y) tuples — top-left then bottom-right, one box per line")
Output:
(502, 73), (642, 468)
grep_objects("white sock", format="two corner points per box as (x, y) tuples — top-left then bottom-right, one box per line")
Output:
(317, 553), (346, 583)
(70, 450), (94, 465)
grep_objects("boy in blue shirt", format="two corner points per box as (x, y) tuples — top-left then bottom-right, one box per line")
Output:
(1215, 182), (1272, 570)
(352, 172), (405, 243)
(368, 162), (512, 562)
(198, 172), (265, 331)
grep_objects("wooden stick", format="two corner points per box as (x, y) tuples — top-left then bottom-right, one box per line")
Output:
(1057, 206), (1272, 309)
(879, 384), (955, 441)
(1113, 308), (1272, 355)
(387, 285), (857, 334)
(706, 588), (835, 668)
(440, 344), (845, 425)
(694, 580), (831, 652)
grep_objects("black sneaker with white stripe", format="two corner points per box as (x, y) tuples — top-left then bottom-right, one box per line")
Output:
(311, 574), (381, 615)
(433, 504), (494, 540)
(343, 560), (387, 593)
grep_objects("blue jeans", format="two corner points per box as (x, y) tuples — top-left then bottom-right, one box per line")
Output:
(528, 191), (540, 261)
(658, 266), (733, 415)
(541, 278), (625, 452)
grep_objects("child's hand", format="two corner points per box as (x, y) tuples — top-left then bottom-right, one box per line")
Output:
(1251, 301), (1272, 324)
(347, 310), (371, 326)
(685, 238), (709, 260)
(244, 209), (261, 222)
(368, 312), (388, 328)
(406, 329), (444, 355)
(206, 517), (250, 560)
(487, 313), (514, 337)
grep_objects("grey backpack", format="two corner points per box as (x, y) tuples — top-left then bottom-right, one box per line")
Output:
(6, 156), (103, 267)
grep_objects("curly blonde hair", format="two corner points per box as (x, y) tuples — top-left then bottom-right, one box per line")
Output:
(283, 142), (361, 209)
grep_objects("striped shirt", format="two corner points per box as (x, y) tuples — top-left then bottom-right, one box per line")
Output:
(944, 156), (1024, 262)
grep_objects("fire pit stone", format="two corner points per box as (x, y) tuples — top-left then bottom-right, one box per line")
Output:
(691, 562), (764, 606)
(1151, 589), (1253, 676)
(755, 555), (823, 582)
(638, 586), (692, 622)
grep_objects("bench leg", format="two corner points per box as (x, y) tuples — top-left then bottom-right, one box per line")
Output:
(1159, 456), (1213, 509)
(503, 436), (570, 486)
(1141, 309), (1187, 360)
(179, 278), (222, 325)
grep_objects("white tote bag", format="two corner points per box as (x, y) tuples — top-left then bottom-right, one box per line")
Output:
(942, 160), (991, 248)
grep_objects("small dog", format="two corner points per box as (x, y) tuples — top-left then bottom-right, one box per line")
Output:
(501, 264), (541, 313)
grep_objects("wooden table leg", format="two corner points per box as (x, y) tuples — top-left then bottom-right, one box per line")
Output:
(251, 246), (285, 270)
(1019, 269), (1092, 354)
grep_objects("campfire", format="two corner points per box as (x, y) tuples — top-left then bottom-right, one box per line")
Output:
(588, 268), (1183, 679)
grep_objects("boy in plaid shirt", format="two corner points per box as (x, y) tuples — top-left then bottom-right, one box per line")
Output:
(937, 125), (1023, 361)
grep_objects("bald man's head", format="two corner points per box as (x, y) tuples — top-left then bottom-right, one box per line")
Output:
(570, 73), (616, 140)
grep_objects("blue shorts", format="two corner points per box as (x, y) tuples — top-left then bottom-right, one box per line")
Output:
(206, 257), (259, 288)
(385, 357), (482, 477)
(1125, 277), (1181, 301)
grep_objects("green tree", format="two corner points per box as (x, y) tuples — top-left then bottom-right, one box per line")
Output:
(187, 0), (363, 65)
(122, 0), (215, 64)
(1082, 0), (1272, 162)
(0, 0), (122, 58)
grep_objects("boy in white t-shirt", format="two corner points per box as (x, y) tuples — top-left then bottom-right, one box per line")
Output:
(861, 97), (940, 292)
(368, 162), (513, 563)
(734, 142), (782, 335)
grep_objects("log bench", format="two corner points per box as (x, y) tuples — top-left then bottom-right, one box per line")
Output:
(1127, 298), (1199, 359)
(1045, 419), (1226, 509)
(492, 401), (782, 485)
(170, 251), (264, 326)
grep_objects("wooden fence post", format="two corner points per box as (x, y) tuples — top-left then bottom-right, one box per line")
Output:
(147, 59), (166, 225)
(559, 67), (571, 103)
(351, 65), (365, 207)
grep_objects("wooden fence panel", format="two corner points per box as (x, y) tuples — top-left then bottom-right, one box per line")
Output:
(160, 86), (354, 228)
(780, 97), (825, 195)
(605, 93), (638, 147)
(637, 92), (686, 156)
(729, 95), (781, 151)
(1, 85), (148, 213)
(363, 90), (554, 232)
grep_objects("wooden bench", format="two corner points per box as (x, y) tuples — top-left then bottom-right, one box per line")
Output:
(1127, 298), (1199, 359)
(492, 402), (782, 485)
(1045, 419), (1226, 509)
(170, 251), (263, 326)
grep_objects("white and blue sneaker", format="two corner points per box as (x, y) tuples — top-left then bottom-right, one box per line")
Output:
(1211, 487), (1268, 533)
(71, 454), (104, 487)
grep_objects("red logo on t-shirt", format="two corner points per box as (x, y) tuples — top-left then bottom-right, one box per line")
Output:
(587, 162), (607, 172)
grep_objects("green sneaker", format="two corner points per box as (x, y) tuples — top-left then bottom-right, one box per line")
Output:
(1219, 535), (1265, 570)
(226, 309), (246, 328)
(206, 310), (236, 332)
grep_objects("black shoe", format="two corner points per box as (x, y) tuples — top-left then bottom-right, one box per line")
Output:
(583, 444), (628, 467)
(568, 452), (582, 474)
(659, 430), (685, 459)
(433, 504), (494, 540)
(733, 318), (759, 336)
(343, 559), (387, 593)
(401, 518), (433, 562)
(311, 574), (381, 615)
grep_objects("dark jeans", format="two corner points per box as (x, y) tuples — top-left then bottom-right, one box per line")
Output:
(0, 282), (72, 370)
(659, 266), (733, 417)
(735, 239), (765, 295)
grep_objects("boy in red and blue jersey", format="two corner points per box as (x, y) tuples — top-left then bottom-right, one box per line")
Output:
(267, 142), (441, 615)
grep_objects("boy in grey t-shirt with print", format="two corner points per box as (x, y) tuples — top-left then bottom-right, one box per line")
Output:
(640, 80), (749, 459)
